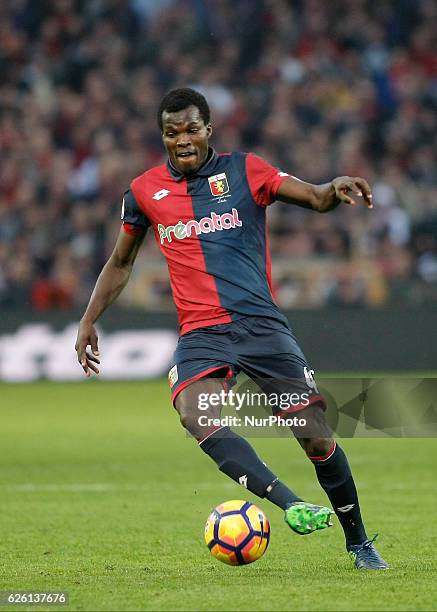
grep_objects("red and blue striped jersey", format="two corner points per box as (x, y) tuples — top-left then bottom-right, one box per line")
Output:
(121, 149), (290, 335)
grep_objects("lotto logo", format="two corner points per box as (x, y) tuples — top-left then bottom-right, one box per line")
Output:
(239, 474), (248, 488)
(304, 367), (319, 393)
(153, 189), (171, 200)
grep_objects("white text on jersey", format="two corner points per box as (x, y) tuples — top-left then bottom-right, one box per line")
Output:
(157, 208), (242, 244)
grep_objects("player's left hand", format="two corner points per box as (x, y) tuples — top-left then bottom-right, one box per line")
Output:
(332, 176), (373, 208)
(75, 320), (100, 377)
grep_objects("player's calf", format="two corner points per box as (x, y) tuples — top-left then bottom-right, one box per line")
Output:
(292, 404), (369, 547)
(175, 382), (303, 510)
(175, 382), (335, 535)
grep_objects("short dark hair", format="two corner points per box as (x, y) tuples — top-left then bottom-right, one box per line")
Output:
(157, 88), (210, 131)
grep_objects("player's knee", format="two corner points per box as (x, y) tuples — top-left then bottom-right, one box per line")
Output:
(302, 437), (333, 458)
(179, 407), (201, 435)
(175, 396), (196, 432)
(174, 378), (224, 435)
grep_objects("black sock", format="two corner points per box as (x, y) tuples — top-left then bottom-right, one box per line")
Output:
(310, 443), (367, 547)
(200, 427), (301, 509)
(265, 479), (302, 510)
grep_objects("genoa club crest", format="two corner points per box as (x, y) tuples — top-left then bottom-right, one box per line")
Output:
(208, 173), (229, 197)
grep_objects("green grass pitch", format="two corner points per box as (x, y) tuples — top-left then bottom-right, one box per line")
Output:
(0, 381), (436, 611)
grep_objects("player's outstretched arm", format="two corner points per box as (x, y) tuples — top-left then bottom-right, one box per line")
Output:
(75, 227), (145, 377)
(276, 175), (373, 213)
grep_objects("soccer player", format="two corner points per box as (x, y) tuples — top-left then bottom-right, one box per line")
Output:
(75, 88), (388, 570)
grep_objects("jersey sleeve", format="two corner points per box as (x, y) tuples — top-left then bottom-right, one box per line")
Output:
(121, 188), (151, 236)
(245, 153), (290, 207)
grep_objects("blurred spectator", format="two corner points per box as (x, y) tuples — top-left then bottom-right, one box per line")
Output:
(0, 0), (436, 311)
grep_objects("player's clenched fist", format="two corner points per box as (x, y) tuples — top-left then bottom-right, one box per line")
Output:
(75, 320), (100, 377)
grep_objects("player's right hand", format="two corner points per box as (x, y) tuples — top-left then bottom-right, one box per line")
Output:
(75, 320), (100, 377)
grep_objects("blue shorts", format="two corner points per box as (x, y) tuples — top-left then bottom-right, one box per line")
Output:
(168, 316), (324, 413)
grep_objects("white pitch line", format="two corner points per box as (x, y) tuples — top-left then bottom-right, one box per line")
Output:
(0, 482), (236, 493)
(0, 482), (424, 494)
(0, 483), (118, 492)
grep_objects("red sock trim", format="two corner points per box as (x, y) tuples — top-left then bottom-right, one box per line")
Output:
(198, 425), (226, 445)
(309, 441), (337, 462)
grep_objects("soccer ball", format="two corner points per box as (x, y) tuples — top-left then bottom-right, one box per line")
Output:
(204, 500), (270, 565)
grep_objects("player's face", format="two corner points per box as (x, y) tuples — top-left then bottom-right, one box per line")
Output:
(161, 105), (212, 175)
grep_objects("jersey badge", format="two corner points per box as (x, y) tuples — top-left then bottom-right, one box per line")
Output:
(208, 173), (229, 197)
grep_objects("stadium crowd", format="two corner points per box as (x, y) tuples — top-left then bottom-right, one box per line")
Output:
(0, 0), (436, 311)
